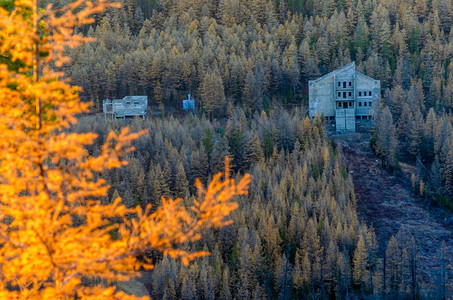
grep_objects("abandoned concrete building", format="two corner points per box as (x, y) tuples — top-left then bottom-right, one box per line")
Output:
(308, 62), (381, 132)
(103, 96), (148, 120)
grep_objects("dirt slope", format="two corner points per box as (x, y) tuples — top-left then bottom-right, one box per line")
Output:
(332, 133), (453, 295)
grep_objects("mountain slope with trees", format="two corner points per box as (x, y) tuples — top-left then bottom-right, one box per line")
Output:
(46, 0), (453, 297)
(336, 133), (453, 299)
(75, 109), (452, 298)
(62, 0), (453, 207)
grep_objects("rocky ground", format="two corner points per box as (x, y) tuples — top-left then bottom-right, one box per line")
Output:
(332, 133), (453, 296)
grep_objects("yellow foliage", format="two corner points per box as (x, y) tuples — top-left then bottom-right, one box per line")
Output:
(0, 1), (250, 298)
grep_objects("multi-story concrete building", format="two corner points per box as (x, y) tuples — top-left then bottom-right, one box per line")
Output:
(103, 96), (148, 120)
(308, 62), (381, 132)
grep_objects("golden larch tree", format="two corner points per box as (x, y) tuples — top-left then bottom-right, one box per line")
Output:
(0, 0), (250, 298)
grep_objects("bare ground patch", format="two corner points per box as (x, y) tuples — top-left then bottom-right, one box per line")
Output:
(332, 133), (453, 295)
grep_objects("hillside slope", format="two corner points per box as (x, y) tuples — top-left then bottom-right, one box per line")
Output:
(333, 133), (453, 296)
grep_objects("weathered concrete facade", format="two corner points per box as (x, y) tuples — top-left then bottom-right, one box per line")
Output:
(308, 62), (380, 132)
(182, 94), (195, 111)
(103, 96), (148, 120)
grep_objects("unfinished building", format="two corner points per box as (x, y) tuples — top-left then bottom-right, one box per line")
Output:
(308, 62), (381, 132)
(103, 96), (148, 120)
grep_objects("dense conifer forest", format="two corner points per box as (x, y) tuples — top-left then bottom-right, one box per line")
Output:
(74, 109), (450, 298)
(54, 0), (453, 298)
(57, 0), (453, 207)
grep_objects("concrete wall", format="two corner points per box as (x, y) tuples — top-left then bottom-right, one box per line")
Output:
(103, 96), (148, 119)
(308, 62), (381, 132)
(355, 74), (380, 117)
(336, 108), (356, 131)
(309, 75), (335, 118)
(334, 67), (356, 103)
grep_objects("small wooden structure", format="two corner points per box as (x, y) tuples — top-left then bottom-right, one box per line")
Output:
(103, 96), (148, 120)
(182, 94), (195, 111)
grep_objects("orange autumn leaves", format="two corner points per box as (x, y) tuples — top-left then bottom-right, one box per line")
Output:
(0, 0), (250, 298)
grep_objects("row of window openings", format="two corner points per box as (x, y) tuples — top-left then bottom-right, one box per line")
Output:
(337, 91), (372, 98)
(324, 115), (374, 121)
(336, 81), (374, 97)
(125, 101), (142, 106)
(337, 101), (373, 108)
(359, 101), (372, 107)
(338, 92), (352, 98)
(338, 81), (371, 98)
(338, 81), (352, 88)
(357, 115), (374, 120)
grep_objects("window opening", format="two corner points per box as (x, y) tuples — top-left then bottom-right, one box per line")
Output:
(343, 92), (346, 98)
(359, 102), (362, 107)
(343, 82), (346, 88)
(359, 91), (362, 96)
(364, 102), (367, 107)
